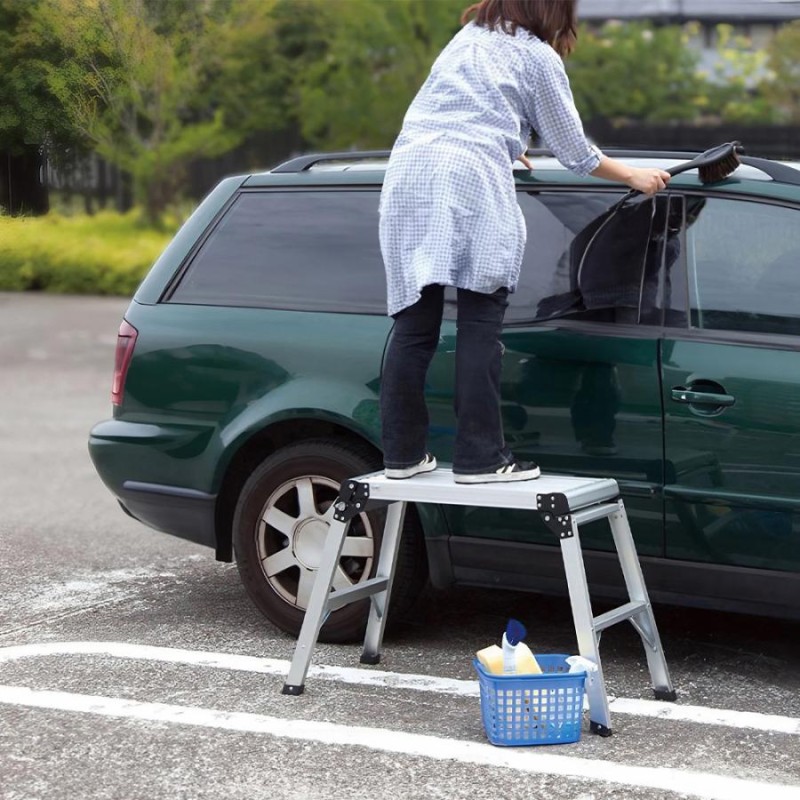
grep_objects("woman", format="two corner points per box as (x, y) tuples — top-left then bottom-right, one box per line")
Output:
(380, 0), (669, 483)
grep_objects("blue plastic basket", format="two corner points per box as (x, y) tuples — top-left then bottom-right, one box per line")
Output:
(474, 654), (586, 746)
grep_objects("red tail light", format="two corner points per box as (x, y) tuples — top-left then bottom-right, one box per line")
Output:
(112, 319), (138, 406)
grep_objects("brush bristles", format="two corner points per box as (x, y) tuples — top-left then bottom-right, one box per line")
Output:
(698, 151), (741, 184)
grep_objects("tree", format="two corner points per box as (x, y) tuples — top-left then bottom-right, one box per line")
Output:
(205, 0), (295, 133)
(291, 0), (464, 149)
(568, 21), (706, 123)
(35, 0), (241, 224)
(762, 20), (800, 123)
(703, 23), (775, 124)
(0, 0), (86, 214)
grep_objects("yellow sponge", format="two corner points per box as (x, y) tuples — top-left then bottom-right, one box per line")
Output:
(476, 643), (542, 675)
(476, 644), (504, 674)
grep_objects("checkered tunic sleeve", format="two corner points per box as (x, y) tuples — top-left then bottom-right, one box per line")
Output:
(523, 45), (602, 176)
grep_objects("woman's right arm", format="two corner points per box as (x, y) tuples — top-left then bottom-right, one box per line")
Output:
(525, 48), (670, 195)
(591, 155), (670, 196)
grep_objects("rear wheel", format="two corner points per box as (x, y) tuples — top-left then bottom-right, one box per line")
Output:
(232, 438), (427, 642)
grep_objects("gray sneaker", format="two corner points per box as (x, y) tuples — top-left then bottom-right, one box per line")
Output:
(385, 453), (437, 479)
(454, 461), (540, 484)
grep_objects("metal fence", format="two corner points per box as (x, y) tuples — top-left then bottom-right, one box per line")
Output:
(5, 124), (799, 217)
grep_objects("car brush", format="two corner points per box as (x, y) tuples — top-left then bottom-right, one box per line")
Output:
(667, 141), (744, 184)
(616, 141), (745, 204)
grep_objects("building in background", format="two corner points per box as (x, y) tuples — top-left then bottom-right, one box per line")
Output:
(580, 0), (800, 28)
(580, 0), (800, 73)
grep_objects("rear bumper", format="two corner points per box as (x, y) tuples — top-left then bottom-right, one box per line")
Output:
(117, 481), (217, 548)
(89, 418), (217, 549)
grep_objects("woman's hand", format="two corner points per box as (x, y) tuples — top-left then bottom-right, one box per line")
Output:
(590, 156), (671, 195)
(626, 167), (671, 195)
(517, 153), (533, 169)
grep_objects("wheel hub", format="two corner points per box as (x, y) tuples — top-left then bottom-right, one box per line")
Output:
(292, 517), (330, 569)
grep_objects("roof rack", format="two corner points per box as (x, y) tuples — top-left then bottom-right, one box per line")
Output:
(527, 147), (800, 187)
(271, 148), (689, 173)
(271, 148), (800, 186)
(739, 155), (800, 186)
(528, 148), (703, 160)
(272, 151), (391, 173)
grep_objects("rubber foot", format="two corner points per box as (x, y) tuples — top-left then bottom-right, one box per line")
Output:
(281, 684), (304, 696)
(590, 721), (613, 737)
(360, 653), (381, 665)
(654, 688), (678, 702)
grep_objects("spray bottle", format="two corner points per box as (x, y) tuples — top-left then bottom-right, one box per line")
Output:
(476, 618), (542, 675)
(502, 619), (527, 673)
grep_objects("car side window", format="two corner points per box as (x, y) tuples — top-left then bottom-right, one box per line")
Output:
(506, 191), (669, 325)
(168, 190), (386, 314)
(684, 197), (800, 335)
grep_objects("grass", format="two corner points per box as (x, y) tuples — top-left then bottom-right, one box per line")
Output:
(0, 211), (177, 295)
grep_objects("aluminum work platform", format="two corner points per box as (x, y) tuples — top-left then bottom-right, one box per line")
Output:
(282, 468), (676, 736)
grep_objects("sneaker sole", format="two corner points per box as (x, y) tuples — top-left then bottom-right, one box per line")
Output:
(385, 458), (438, 480)
(453, 466), (541, 484)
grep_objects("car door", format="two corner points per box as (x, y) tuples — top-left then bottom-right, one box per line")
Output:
(425, 188), (670, 559)
(660, 193), (800, 585)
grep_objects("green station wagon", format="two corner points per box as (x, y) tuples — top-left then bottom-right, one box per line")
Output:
(89, 149), (800, 641)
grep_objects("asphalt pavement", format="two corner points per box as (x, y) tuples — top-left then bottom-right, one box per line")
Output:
(1, 291), (799, 800)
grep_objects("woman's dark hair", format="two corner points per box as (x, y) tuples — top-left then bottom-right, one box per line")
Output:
(461, 0), (578, 57)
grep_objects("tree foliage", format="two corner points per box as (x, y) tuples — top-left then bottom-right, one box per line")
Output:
(290, 0), (464, 149)
(34, 0), (241, 223)
(199, 0), (465, 151)
(201, 0), (296, 141)
(763, 20), (800, 124)
(0, 0), (83, 155)
(704, 24), (776, 124)
(2, 1), (799, 221)
(567, 21), (706, 123)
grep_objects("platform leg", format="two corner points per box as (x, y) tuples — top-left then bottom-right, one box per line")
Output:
(361, 501), (407, 664)
(608, 501), (676, 701)
(560, 517), (613, 735)
(283, 513), (350, 695)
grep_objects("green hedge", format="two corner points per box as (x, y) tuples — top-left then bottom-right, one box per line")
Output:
(0, 212), (175, 295)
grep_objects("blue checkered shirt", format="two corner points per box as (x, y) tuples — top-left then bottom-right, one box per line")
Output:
(380, 22), (601, 316)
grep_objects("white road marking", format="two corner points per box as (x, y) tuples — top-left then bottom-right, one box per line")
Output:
(0, 641), (798, 735)
(0, 684), (797, 800)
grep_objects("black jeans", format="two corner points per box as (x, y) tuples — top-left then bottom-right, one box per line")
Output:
(380, 283), (511, 474)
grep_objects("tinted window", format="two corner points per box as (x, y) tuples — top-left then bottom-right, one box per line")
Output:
(503, 191), (669, 324)
(170, 190), (386, 313)
(685, 197), (800, 335)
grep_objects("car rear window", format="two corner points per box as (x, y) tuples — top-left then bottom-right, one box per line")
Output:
(168, 190), (387, 314)
(169, 187), (656, 323)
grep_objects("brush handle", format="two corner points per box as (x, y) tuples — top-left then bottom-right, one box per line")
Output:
(618, 142), (742, 203)
(617, 164), (687, 204)
(666, 161), (700, 178)
(617, 162), (684, 204)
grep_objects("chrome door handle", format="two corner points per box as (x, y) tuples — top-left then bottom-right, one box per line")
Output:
(671, 387), (735, 407)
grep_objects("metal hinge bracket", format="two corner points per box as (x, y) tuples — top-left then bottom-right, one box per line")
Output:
(333, 480), (370, 522)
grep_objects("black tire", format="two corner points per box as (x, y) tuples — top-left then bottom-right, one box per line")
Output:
(232, 438), (428, 643)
